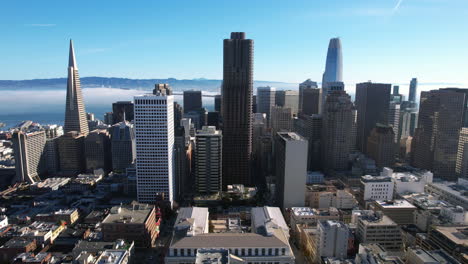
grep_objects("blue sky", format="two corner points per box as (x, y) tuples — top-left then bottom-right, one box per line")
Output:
(1, 0), (467, 88)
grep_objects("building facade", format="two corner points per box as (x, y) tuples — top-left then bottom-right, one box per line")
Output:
(195, 126), (222, 194)
(12, 131), (47, 183)
(110, 121), (135, 172)
(256, 86), (276, 122)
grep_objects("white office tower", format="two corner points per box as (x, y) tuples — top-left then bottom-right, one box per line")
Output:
(317, 220), (349, 261)
(275, 132), (308, 209)
(134, 93), (175, 205)
(256, 86), (276, 122)
(195, 126), (222, 194)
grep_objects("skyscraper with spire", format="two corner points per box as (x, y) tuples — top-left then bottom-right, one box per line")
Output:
(321, 38), (343, 113)
(64, 40), (89, 135)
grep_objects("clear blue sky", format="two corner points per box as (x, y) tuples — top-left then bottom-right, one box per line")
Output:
(1, 0), (467, 86)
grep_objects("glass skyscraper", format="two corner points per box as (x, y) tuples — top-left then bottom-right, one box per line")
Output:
(321, 38), (343, 113)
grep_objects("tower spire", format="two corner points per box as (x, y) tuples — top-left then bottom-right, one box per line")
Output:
(69, 39), (77, 69)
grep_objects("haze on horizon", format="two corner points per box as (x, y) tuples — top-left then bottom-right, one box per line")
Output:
(0, 0), (467, 87)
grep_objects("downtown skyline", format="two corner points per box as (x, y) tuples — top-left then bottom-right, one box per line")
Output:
(0, 0), (467, 89)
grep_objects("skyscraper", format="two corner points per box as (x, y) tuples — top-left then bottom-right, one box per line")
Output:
(256, 86), (276, 121)
(134, 90), (175, 205)
(456, 128), (468, 179)
(300, 83), (321, 116)
(183, 90), (203, 113)
(110, 121), (135, 172)
(64, 40), (88, 135)
(367, 124), (395, 168)
(322, 91), (356, 171)
(214, 94), (221, 112)
(299, 79), (318, 114)
(195, 126), (222, 194)
(409, 78), (418, 102)
(12, 131), (47, 183)
(388, 102), (400, 142)
(221, 32), (253, 187)
(58, 131), (85, 176)
(275, 132), (307, 209)
(84, 129), (112, 172)
(270, 106), (293, 136)
(355, 82), (391, 153)
(294, 114), (322, 170)
(412, 88), (468, 180)
(112, 101), (134, 124)
(321, 38), (343, 112)
(283, 90), (299, 116)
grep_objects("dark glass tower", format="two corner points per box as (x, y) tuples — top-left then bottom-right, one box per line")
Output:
(64, 40), (89, 135)
(221, 32), (253, 187)
(321, 38), (343, 112)
(409, 78), (418, 102)
(183, 90), (202, 113)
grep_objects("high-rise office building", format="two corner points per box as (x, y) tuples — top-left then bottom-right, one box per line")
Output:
(316, 220), (349, 261)
(173, 102), (183, 130)
(322, 91), (356, 171)
(221, 32), (253, 187)
(87, 113), (95, 121)
(270, 106), (293, 136)
(64, 40), (89, 135)
(174, 126), (193, 200)
(275, 132), (307, 209)
(134, 90), (175, 205)
(183, 90), (202, 113)
(283, 90), (299, 116)
(294, 114), (322, 170)
(195, 126), (222, 194)
(12, 131), (47, 183)
(112, 101), (134, 124)
(398, 107), (418, 141)
(412, 88), (468, 180)
(104, 112), (113, 125)
(456, 128), (468, 179)
(275, 90), (285, 107)
(214, 94), (221, 112)
(84, 129), (112, 172)
(367, 124), (395, 168)
(322, 38), (343, 112)
(256, 86), (276, 121)
(58, 131), (85, 176)
(300, 82), (321, 116)
(206, 111), (220, 129)
(388, 102), (400, 142)
(45, 137), (60, 175)
(409, 78), (418, 103)
(252, 95), (257, 113)
(355, 82), (391, 153)
(110, 121), (135, 172)
(154, 83), (173, 95)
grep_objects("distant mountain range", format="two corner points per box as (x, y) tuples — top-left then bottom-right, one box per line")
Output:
(0, 77), (299, 92)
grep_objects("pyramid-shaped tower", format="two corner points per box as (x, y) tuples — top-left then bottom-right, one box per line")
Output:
(64, 40), (89, 135)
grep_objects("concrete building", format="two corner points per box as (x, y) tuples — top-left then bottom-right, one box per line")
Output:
(64, 40), (89, 135)
(112, 101), (134, 124)
(84, 129), (111, 172)
(134, 91), (175, 204)
(366, 124), (395, 168)
(110, 121), (135, 172)
(299, 79), (319, 115)
(318, 190), (358, 210)
(294, 114), (322, 170)
(372, 200), (417, 225)
(195, 126), (222, 194)
(57, 131), (85, 176)
(406, 247), (460, 264)
(101, 203), (160, 248)
(412, 88), (468, 181)
(283, 90), (299, 116)
(290, 207), (340, 230)
(322, 91), (356, 171)
(425, 178), (468, 209)
(355, 244), (404, 264)
(221, 32), (253, 187)
(12, 130), (46, 183)
(316, 220), (349, 260)
(275, 132), (308, 209)
(456, 128), (468, 178)
(166, 206), (295, 264)
(383, 167), (433, 194)
(271, 106), (293, 136)
(355, 82), (391, 153)
(388, 102), (400, 142)
(426, 226), (468, 263)
(256, 86), (276, 121)
(183, 90), (203, 113)
(361, 175), (394, 201)
(45, 137), (60, 175)
(355, 212), (402, 252)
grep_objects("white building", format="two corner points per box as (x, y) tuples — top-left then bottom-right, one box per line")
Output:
(256, 86), (276, 121)
(275, 132), (308, 209)
(361, 175), (394, 201)
(0, 215), (7, 229)
(382, 167), (433, 195)
(425, 178), (468, 210)
(316, 220), (349, 260)
(318, 190), (358, 209)
(134, 92), (175, 205)
(166, 206), (295, 264)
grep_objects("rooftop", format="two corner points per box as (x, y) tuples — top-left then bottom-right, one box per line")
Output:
(102, 203), (154, 224)
(171, 233), (288, 249)
(376, 200), (417, 209)
(277, 132), (306, 142)
(361, 175), (392, 183)
(434, 226), (468, 246)
(96, 250), (128, 264)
